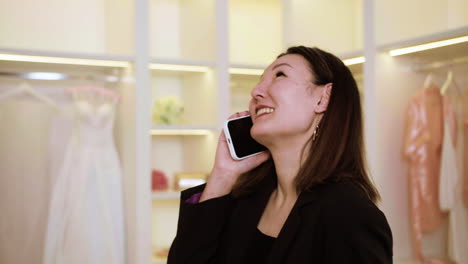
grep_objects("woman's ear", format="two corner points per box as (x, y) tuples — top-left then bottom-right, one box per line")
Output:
(315, 83), (332, 113)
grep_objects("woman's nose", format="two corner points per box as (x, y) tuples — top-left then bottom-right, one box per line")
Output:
(251, 81), (267, 99)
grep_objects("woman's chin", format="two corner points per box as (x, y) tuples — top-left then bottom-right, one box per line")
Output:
(251, 127), (273, 146)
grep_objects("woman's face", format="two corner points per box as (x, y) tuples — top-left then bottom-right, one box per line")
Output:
(249, 54), (324, 145)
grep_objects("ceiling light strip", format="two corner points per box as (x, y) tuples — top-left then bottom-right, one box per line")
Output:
(389, 35), (468, 56)
(0, 53), (130, 67)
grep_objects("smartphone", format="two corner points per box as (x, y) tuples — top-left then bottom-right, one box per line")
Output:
(223, 115), (267, 160)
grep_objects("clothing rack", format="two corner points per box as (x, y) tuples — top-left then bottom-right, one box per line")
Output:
(0, 70), (122, 83)
(411, 56), (468, 72)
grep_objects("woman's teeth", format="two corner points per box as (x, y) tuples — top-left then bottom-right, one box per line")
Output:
(256, 108), (275, 115)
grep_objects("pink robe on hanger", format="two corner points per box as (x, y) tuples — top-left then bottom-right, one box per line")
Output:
(403, 87), (449, 264)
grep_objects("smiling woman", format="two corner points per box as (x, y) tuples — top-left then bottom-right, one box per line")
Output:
(167, 46), (393, 264)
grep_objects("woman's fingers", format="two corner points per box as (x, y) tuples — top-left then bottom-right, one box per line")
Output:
(207, 111), (261, 191)
(229, 111), (250, 120)
(238, 151), (270, 174)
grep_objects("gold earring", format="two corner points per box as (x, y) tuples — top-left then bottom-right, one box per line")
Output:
(312, 124), (319, 141)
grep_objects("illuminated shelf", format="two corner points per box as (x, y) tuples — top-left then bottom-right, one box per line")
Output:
(228, 51), (365, 77)
(151, 58), (216, 67)
(150, 58), (216, 73)
(336, 51), (365, 75)
(376, 27), (468, 73)
(378, 26), (468, 51)
(152, 191), (180, 200)
(150, 125), (218, 136)
(0, 48), (132, 67)
(229, 64), (266, 76)
(378, 26), (468, 59)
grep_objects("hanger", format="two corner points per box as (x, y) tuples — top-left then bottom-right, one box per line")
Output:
(0, 82), (60, 110)
(66, 86), (120, 106)
(440, 71), (453, 95)
(440, 71), (465, 102)
(423, 73), (434, 89)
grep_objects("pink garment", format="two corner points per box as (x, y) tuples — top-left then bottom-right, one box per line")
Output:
(403, 87), (451, 264)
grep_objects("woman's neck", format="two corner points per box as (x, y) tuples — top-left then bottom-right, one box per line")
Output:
(269, 141), (306, 201)
(266, 115), (321, 202)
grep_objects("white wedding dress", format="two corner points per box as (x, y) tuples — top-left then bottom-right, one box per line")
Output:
(43, 100), (125, 264)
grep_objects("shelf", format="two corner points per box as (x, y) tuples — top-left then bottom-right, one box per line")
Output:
(0, 0), (134, 56)
(150, 125), (218, 136)
(229, 64), (265, 76)
(0, 48), (133, 66)
(229, 68), (264, 76)
(149, 0), (216, 61)
(375, 1), (468, 47)
(150, 58), (216, 74)
(0, 48), (133, 78)
(151, 58), (216, 68)
(228, 52), (365, 77)
(378, 26), (468, 54)
(378, 27), (468, 71)
(286, 0), (363, 56)
(152, 191), (180, 200)
(229, 0), (283, 65)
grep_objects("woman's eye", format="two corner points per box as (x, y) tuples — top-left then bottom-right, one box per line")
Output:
(275, 71), (285, 77)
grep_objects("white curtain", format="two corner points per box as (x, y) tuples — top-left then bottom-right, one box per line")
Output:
(0, 97), (58, 264)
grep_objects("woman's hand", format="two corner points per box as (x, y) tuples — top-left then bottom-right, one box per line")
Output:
(200, 111), (270, 202)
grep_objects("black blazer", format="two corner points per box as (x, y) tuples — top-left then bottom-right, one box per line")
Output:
(168, 176), (393, 264)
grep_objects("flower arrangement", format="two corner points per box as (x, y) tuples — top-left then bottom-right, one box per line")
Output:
(152, 96), (184, 125)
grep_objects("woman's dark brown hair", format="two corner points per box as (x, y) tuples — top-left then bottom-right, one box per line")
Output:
(232, 46), (380, 203)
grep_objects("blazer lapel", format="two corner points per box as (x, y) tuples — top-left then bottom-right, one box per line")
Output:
(268, 184), (325, 264)
(227, 179), (275, 263)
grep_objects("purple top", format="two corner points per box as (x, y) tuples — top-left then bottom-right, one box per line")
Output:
(186, 192), (202, 204)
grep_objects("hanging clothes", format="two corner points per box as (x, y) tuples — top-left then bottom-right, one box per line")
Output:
(462, 86), (468, 208)
(439, 95), (468, 264)
(43, 91), (126, 264)
(439, 96), (459, 212)
(402, 86), (448, 263)
(0, 97), (57, 264)
(464, 119), (468, 208)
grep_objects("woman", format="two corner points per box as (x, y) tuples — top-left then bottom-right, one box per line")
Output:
(168, 46), (393, 263)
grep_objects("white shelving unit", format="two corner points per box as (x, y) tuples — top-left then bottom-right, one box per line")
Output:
(1, 0), (467, 263)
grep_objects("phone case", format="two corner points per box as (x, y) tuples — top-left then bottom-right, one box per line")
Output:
(223, 115), (265, 160)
